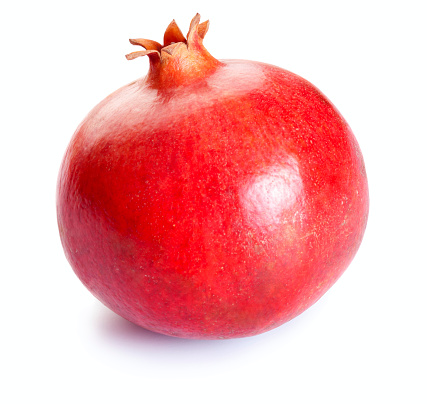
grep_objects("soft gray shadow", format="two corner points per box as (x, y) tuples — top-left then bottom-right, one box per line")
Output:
(95, 305), (242, 348)
(90, 297), (331, 376)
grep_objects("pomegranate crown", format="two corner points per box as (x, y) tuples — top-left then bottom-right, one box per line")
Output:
(126, 13), (210, 62)
(125, 14), (221, 88)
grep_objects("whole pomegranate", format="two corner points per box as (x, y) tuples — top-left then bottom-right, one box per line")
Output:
(57, 14), (368, 339)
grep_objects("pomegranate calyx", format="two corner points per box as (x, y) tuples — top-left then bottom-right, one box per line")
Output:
(125, 13), (220, 89)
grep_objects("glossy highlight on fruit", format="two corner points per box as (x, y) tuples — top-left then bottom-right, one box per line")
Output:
(57, 14), (369, 339)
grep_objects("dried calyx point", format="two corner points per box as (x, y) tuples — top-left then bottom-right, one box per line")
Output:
(126, 13), (210, 62)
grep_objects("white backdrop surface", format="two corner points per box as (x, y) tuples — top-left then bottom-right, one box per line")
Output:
(1, 1), (426, 403)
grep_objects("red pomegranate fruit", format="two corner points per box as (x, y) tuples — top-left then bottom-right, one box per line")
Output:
(57, 14), (369, 339)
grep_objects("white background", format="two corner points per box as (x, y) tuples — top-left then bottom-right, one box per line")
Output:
(1, 0), (426, 403)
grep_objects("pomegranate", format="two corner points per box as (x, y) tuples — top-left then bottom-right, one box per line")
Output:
(57, 14), (369, 339)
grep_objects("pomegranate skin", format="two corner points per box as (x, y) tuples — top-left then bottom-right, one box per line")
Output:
(57, 20), (368, 339)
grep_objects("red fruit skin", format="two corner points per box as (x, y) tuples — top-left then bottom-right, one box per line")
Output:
(57, 59), (368, 339)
